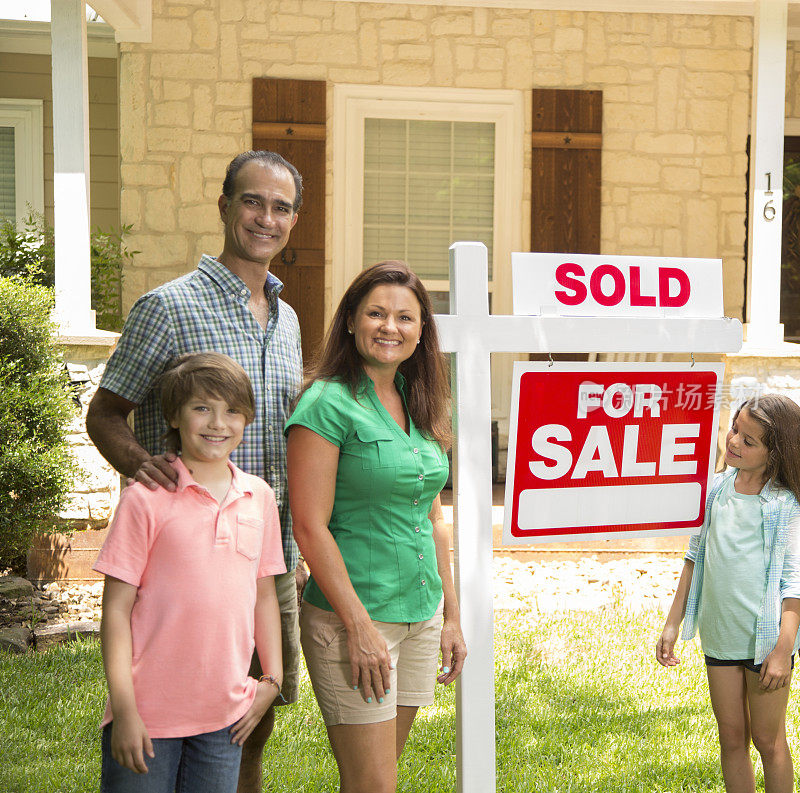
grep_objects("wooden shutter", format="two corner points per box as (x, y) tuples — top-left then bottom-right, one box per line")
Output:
(529, 89), (602, 362)
(252, 78), (325, 364)
(531, 88), (602, 255)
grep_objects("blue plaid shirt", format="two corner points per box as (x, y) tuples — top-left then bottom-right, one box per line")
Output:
(100, 255), (302, 569)
(682, 468), (800, 664)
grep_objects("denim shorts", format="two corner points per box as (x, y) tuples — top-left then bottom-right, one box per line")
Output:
(705, 654), (796, 674)
(100, 723), (242, 793)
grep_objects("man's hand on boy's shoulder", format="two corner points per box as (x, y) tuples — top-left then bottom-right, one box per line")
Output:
(128, 452), (179, 492)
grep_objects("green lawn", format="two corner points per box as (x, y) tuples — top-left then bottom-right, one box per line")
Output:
(1, 605), (793, 792)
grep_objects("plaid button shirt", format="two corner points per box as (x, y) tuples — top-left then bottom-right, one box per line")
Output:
(682, 468), (800, 664)
(100, 255), (302, 569)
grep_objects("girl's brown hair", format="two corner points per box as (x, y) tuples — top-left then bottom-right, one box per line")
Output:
(160, 353), (255, 452)
(304, 260), (451, 448)
(732, 394), (800, 501)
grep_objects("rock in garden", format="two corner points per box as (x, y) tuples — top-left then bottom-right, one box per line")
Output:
(33, 620), (100, 650)
(0, 625), (31, 653)
(0, 576), (35, 599)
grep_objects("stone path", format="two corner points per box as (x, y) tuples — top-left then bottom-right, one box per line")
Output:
(0, 556), (684, 652)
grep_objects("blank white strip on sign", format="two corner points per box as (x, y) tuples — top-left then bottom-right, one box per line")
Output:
(517, 482), (701, 531)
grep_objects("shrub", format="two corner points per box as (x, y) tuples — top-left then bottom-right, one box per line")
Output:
(0, 276), (76, 573)
(0, 213), (134, 332)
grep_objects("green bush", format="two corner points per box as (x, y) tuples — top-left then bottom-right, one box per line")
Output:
(0, 276), (76, 573)
(0, 213), (134, 332)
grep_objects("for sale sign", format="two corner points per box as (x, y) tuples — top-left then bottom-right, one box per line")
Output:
(503, 362), (724, 544)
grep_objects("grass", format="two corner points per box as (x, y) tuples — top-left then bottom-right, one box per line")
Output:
(1, 604), (796, 791)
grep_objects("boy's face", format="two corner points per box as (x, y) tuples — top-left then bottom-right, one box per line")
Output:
(170, 393), (247, 466)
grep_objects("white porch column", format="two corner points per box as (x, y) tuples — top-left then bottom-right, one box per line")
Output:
(745, 0), (788, 348)
(51, 0), (94, 332)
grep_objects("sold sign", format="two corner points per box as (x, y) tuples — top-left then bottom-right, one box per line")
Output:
(511, 253), (723, 318)
(503, 362), (724, 544)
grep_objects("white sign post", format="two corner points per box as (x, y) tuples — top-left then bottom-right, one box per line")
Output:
(436, 242), (742, 793)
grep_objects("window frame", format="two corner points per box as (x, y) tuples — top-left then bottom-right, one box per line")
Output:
(332, 84), (524, 317)
(0, 98), (44, 224)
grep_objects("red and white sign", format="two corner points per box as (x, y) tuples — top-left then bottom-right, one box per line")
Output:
(503, 362), (724, 544)
(511, 252), (723, 319)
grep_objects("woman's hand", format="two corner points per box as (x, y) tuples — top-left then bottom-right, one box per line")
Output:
(345, 619), (393, 703)
(111, 711), (154, 774)
(759, 649), (793, 691)
(437, 617), (467, 685)
(656, 623), (680, 667)
(230, 681), (279, 745)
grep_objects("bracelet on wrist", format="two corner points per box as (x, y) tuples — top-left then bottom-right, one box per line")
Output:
(258, 673), (287, 703)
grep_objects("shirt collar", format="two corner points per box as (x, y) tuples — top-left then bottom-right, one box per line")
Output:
(727, 467), (784, 503)
(198, 254), (284, 301)
(172, 455), (254, 498)
(357, 369), (407, 395)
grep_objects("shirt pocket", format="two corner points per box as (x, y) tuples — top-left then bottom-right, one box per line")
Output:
(236, 517), (263, 561)
(355, 425), (398, 469)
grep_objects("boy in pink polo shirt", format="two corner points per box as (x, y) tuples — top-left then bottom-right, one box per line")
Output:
(94, 353), (286, 793)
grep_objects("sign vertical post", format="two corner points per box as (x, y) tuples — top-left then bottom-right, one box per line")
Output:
(449, 243), (496, 793)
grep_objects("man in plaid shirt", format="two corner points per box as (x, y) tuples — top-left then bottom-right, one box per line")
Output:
(87, 150), (305, 793)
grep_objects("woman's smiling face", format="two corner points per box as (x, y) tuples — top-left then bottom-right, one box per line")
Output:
(348, 284), (423, 375)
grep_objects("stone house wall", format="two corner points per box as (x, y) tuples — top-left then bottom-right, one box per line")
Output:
(118, 2), (778, 321)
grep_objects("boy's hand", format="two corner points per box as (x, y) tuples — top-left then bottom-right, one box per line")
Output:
(111, 712), (154, 774)
(229, 681), (278, 746)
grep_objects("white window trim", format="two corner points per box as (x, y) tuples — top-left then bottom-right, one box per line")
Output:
(332, 84), (524, 317)
(0, 98), (44, 224)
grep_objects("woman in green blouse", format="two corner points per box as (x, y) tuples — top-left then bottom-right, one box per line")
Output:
(286, 261), (466, 792)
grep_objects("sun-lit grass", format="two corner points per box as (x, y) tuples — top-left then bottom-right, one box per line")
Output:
(3, 605), (797, 791)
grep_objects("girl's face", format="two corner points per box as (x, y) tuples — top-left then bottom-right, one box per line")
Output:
(725, 407), (769, 478)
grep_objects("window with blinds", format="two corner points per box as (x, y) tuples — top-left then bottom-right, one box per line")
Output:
(363, 118), (495, 291)
(0, 126), (15, 222)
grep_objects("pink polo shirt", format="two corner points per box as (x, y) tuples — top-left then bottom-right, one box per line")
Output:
(94, 457), (286, 738)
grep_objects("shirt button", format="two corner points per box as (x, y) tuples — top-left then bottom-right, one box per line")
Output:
(240, 288), (247, 296)
(418, 474), (424, 480)
(421, 579), (426, 586)
(413, 448), (419, 454)
(413, 499), (418, 505)
(418, 554), (423, 560)
(414, 526), (420, 533)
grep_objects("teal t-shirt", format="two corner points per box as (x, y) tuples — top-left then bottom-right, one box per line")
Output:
(285, 375), (449, 623)
(699, 473), (766, 659)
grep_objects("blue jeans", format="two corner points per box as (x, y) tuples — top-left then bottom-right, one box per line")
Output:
(100, 723), (242, 793)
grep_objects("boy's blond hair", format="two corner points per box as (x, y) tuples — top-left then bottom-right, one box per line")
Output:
(160, 353), (255, 452)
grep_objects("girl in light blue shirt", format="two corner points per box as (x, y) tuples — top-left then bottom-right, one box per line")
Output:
(658, 394), (800, 793)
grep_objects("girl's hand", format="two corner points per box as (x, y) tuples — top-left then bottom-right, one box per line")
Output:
(229, 681), (279, 745)
(759, 650), (793, 691)
(438, 617), (467, 685)
(345, 620), (393, 703)
(111, 711), (154, 774)
(656, 624), (680, 667)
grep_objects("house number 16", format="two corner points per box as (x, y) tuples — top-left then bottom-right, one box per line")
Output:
(764, 171), (776, 221)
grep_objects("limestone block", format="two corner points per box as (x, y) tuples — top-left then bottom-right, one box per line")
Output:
(611, 186), (628, 204)
(532, 36), (553, 53)
(629, 68), (654, 83)
(122, 271), (148, 311)
(358, 4), (402, 19)
(603, 153), (660, 185)
(685, 197), (718, 257)
(179, 157), (204, 204)
(454, 71), (504, 89)
(584, 22), (606, 65)
(244, 0), (267, 22)
(192, 9), (219, 49)
(725, 213), (746, 248)
(602, 132), (635, 151)
(684, 50), (750, 71)
(119, 54), (147, 162)
(129, 234), (190, 267)
(360, 23), (379, 64)
(270, 14), (322, 33)
(383, 63), (431, 86)
(193, 85), (214, 131)
(608, 43), (650, 64)
(687, 99), (728, 134)
(700, 156), (733, 177)
(328, 68), (381, 83)
(409, 6), (431, 21)
(532, 13), (554, 35)
(301, 0), (336, 16)
(148, 127), (191, 153)
(477, 47), (505, 72)
(504, 38), (533, 89)
(671, 27), (712, 46)
(201, 156), (233, 178)
(220, 0), (245, 22)
(630, 86), (655, 104)
(605, 103), (656, 131)
(333, 4), (357, 31)
(378, 20), (428, 42)
(432, 38), (454, 85)
(455, 45), (475, 71)
(191, 132), (241, 155)
(296, 34), (358, 64)
(220, 25), (242, 80)
(702, 176), (745, 195)
(216, 81), (251, 107)
(662, 166), (701, 192)
(534, 53), (565, 72)
(162, 80), (192, 101)
(120, 189), (142, 228)
(151, 17), (192, 50)
(686, 71), (735, 98)
(473, 8), (488, 36)
(251, 63), (324, 80)
(628, 193), (682, 226)
(212, 110), (244, 134)
(194, 233), (224, 262)
(695, 135), (729, 155)
(618, 226), (653, 246)
(150, 54), (218, 80)
(662, 228), (683, 256)
(178, 204), (224, 231)
(733, 18), (752, 48)
(652, 47), (680, 66)
(586, 66), (628, 83)
(432, 14), (473, 36)
(398, 44), (432, 62)
(88, 493), (113, 521)
(491, 17), (529, 38)
(71, 445), (118, 492)
(153, 101), (191, 128)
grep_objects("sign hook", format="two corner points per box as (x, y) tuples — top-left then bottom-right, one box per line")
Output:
(547, 352), (554, 367)
(691, 352), (696, 367)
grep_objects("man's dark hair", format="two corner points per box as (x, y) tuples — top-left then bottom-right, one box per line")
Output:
(221, 150), (303, 212)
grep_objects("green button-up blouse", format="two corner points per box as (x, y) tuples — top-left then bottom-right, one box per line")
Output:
(285, 374), (449, 623)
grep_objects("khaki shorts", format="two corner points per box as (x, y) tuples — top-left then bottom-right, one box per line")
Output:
(300, 599), (444, 726)
(248, 568), (300, 706)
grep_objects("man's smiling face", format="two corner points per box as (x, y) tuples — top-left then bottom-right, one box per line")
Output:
(218, 160), (298, 269)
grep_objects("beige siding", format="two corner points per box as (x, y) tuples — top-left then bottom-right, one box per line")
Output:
(0, 51), (119, 230)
